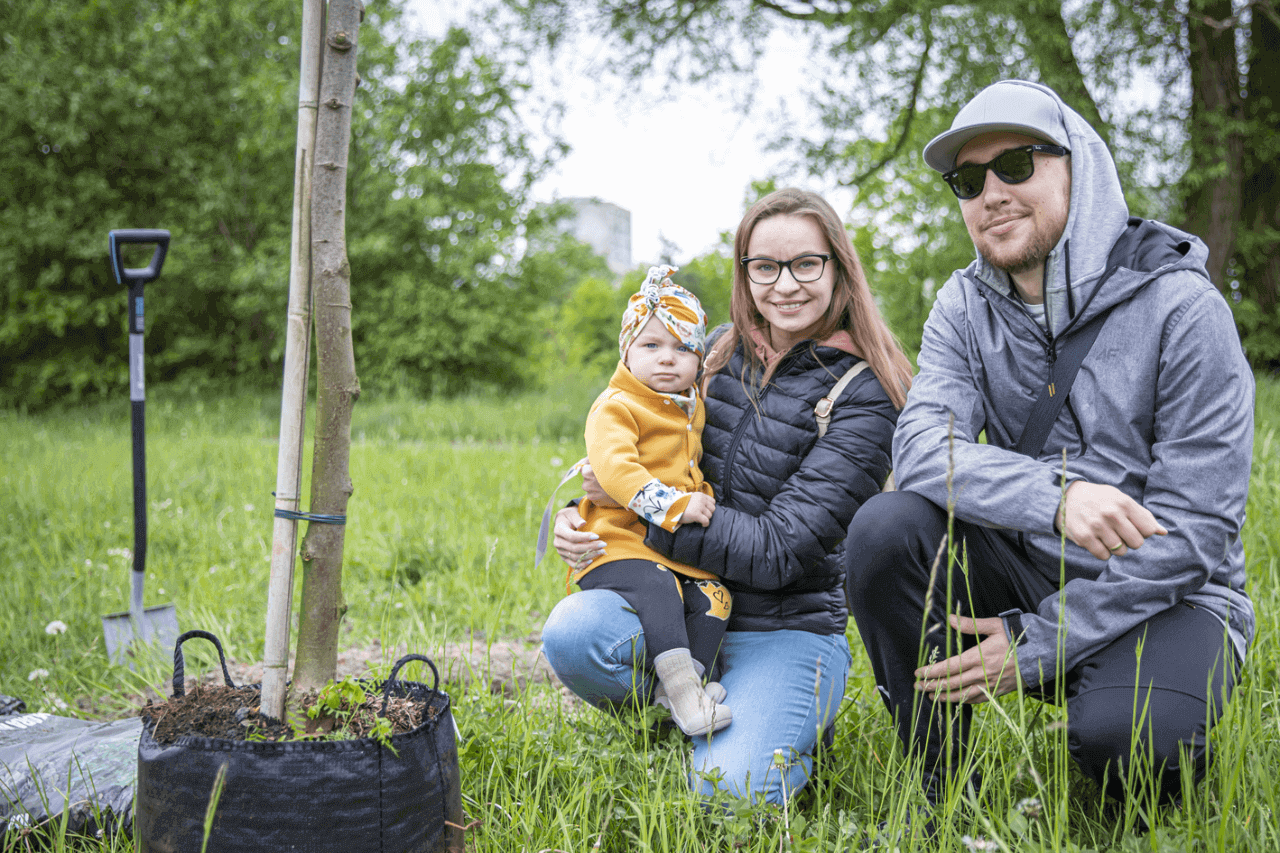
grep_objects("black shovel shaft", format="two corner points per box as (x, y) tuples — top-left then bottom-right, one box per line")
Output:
(132, 398), (147, 577)
(109, 229), (169, 578)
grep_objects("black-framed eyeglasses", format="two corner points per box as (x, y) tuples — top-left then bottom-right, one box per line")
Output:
(942, 144), (1070, 200)
(740, 253), (832, 286)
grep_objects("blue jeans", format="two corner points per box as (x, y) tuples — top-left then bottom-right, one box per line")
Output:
(541, 589), (852, 805)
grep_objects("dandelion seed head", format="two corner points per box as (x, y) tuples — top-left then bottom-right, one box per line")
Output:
(45, 620), (68, 635)
(28, 668), (49, 681)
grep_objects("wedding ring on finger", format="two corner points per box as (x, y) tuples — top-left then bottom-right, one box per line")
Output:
(1107, 542), (1123, 552)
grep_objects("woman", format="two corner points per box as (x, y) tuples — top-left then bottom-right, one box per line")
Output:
(544, 188), (913, 804)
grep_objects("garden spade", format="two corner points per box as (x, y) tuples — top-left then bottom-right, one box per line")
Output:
(102, 229), (179, 667)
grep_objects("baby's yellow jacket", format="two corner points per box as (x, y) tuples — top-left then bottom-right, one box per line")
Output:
(572, 361), (716, 585)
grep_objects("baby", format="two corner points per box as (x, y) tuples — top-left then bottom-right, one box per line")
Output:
(538, 266), (731, 736)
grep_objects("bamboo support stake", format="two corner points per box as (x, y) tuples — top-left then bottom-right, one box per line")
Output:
(262, 0), (324, 721)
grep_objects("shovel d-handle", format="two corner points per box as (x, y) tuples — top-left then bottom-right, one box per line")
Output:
(109, 229), (170, 287)
(108, 229), (169, 582)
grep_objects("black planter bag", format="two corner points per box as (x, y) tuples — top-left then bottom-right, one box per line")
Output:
(136, 631), (463, 853)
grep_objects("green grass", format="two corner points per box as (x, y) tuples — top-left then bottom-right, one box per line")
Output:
(2, 375), (1279, 851)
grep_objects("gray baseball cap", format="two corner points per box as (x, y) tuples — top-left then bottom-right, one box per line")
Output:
(923, 80), (1070, 173)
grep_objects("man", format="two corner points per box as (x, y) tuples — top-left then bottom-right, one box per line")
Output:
(846, 80), (1254, 807)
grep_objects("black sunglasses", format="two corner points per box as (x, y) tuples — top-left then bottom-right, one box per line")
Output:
(942, 144), (1070, 200)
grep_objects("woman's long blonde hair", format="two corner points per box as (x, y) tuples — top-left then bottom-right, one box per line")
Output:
(702, 188), (913, 409)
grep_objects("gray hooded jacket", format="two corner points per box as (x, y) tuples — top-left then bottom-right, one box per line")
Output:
(894, 81), (1255, 687)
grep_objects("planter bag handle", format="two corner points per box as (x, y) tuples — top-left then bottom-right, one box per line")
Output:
(380, 654), (440, 716)
(170, 629), (237, 698)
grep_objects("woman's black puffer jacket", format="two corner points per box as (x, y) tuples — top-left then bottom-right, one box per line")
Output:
(646, 339), (898, 635)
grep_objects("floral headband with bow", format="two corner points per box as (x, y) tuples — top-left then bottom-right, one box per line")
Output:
(618, 265), (707, 360)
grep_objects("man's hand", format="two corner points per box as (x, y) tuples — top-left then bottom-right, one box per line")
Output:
(680, 492), (716, 527)
(553, 506), (605, 570)
(1057, 481), (1167, 561)
(914, 615), (1019, 704)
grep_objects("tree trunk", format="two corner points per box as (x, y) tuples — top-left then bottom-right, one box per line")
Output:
(1180, 0), (1244, 290)
(262, 0), (324, 723)
(1241, 5), (1280, 337)
(293, 0), (362, 695)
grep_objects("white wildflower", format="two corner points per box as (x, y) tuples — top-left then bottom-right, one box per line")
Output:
(45, 620), (68, 635)
(1015, 797), (1043, 819)
(244, 503), (255, 512)
(550, 456), (564, 468)
(28, 668), (50, 681)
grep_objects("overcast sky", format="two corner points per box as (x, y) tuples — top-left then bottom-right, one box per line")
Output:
(403, 2), (841, 267)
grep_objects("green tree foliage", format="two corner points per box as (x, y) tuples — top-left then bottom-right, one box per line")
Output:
(672, 240), (734, 331)
(1, 0), (298, 406)
(504, 0), (1279, 366)
(346, 15), (564, 396)
(514, 214), (616, 388)
(555, 273), (634, 380)
(0, 0), (568, 408)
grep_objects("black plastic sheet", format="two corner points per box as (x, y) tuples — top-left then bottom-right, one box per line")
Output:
(0, 712), (140, 838)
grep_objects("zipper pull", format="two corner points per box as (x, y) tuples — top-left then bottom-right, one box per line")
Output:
(1046, 341), (1057, 397)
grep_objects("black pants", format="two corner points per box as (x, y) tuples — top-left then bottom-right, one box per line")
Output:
(578, 559), (731, 681)
(845, 491), (1237, 803)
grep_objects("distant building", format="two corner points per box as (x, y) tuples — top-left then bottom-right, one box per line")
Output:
(560, 197), (632, 275)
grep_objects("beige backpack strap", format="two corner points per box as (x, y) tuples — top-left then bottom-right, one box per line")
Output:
(816, 360), (897, 492)
(815, 361), (871, 438)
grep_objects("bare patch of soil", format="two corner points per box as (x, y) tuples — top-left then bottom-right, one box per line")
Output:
(210, 634), (579, 711)
(131, 633), (580, 737)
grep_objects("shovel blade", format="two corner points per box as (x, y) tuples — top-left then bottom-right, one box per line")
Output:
(102, 604), (179, 667)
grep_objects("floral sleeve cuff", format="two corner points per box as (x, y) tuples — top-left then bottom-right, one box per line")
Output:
(628, 479), (691, 531)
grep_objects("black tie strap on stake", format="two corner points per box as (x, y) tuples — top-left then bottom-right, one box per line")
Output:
(272, 493), (347, 525)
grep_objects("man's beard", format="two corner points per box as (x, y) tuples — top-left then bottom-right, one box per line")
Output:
(979, 227), (1056, 277)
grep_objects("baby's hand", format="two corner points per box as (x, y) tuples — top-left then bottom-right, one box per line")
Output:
(681, 492), (716, 527)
